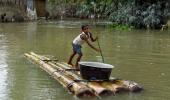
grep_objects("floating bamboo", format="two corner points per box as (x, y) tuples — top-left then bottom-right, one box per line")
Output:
(25, 53), (95, 98)
(30, 52), (113, 96)
(59, 62), (115, 95)
(60, 62), (129, 94)
(25, 52), (143, 98)
(30, 52), (143, 94)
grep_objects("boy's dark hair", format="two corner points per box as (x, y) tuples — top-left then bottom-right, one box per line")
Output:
(81, 25), (88, 30)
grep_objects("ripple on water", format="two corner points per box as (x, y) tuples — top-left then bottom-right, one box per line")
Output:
(0, 41), (8, 100)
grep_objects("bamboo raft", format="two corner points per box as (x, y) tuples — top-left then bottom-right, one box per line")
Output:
(24, 52), (143, 98)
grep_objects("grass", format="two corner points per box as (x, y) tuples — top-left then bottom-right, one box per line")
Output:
(109, 23), (132, 31)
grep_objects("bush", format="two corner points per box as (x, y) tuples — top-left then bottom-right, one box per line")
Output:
(109, 1), (170, 29)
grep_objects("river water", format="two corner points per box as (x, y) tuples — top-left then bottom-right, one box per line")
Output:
(0, 20), (170, 100)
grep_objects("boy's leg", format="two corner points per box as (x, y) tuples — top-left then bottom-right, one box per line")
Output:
(75, 53), (82, 69)
(67, 51), (76, 66)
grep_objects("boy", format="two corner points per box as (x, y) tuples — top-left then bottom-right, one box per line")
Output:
(67, 25), (101, 69)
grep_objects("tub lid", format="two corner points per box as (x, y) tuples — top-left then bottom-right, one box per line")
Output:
(79, 61), (114, 69)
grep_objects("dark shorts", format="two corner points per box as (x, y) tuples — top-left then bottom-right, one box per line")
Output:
(72, 43), (82, 55)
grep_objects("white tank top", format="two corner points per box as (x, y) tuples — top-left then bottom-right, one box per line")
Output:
(73, 32), (90, 45)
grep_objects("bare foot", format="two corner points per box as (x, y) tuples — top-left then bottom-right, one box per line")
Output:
(67, 62), (73, 67)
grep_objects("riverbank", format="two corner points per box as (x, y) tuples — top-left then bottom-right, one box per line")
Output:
(47, 0), (170, 30)
(0, 2), (28, 23)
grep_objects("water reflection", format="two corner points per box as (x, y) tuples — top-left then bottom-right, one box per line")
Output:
(0, 20), (170, 100)
(0, 34), (8, 100)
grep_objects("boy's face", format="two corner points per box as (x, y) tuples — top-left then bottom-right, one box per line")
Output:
(83, 26), (89, 33)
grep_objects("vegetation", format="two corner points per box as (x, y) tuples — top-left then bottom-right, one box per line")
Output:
(47, 0), (170, 29)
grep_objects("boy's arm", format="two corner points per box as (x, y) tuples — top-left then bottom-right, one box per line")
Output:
(80, 34), (100, 52)
(89, 32), (98, 42)
(85, 40), (100, 52)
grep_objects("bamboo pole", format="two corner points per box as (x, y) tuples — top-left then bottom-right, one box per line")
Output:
(24, 53), (96, 98)
(101, 80), (129, 94)
(30, 52), (80, 80)
(30, 52), (113, 96)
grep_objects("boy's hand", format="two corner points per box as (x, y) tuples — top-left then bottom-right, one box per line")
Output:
(80, 34), (88, 40)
